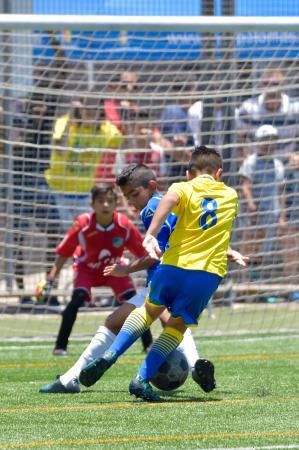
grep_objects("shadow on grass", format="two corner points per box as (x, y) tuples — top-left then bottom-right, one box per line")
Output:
(80, 387), (224, 404)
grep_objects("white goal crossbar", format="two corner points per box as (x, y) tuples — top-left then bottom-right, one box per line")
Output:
(0, 15), (298, 32)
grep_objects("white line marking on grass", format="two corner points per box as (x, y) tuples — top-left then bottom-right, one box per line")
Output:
(195, 334), (299, 344)
(0, 344), (54, 351)
(0, 336), (92, 343)
(194, 446), (299, 450)
(0, 334), (298, 349)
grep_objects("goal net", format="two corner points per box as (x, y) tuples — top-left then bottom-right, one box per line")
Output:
(0, 16), (298, 339)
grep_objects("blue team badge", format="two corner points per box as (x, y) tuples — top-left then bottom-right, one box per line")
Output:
(145, 209), (154, 218)
(112, 237), (124, 248)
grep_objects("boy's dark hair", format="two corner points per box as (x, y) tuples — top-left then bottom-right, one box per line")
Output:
(116, 164), (156, 188)
(91, 184), (117, 202)
(188, 146), (223, 175)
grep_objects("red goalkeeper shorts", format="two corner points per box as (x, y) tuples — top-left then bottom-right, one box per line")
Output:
(73, 268), (135, 302)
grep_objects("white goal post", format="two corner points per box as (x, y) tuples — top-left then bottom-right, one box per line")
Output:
(0, 15), (298, 338)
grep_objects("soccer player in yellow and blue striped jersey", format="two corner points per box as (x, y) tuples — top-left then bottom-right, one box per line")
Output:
(79, 146), (248, 402)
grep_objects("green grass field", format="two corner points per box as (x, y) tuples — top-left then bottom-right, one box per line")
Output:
(0, 325), (298, 449)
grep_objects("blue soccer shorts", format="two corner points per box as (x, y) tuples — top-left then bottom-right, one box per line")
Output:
(148, 264), (222, 326)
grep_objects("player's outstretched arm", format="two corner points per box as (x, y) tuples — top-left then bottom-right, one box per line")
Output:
(227, 247), (249, 267)
(144, 191), (179, 259)
(47, 255), (68, 282)
(103, 255), (157, 277)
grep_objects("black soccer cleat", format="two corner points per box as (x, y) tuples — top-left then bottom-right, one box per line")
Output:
(79, 351), (116, 387)
(129, 374), (162, 402)
(39, 378), (80, 394)
(192, 358), (216, 393)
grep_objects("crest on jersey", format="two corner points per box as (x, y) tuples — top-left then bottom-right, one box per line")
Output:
(112, 237), (124, 248)
(145, 208), (154, 218)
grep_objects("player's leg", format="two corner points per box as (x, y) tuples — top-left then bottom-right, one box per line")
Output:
(79, 269), (173, 387)
(159, 308), (199, 370)
(54, 287), (89, 354)
(129, 315), (186, 402)
(53, 269), (97, 354)
(129, 266), (222, 402)
(158, 307), (216, 393)
(79, 300), (164, 387)
(40, 288), (149, 393)
(59, 290), (147, 391)
(108, 276), (153, 352)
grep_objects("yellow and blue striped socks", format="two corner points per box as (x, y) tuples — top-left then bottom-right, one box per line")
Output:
(138, 326), (184, 381)
(106, 306), (153, 359)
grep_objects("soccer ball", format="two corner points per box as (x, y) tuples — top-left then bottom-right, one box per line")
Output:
(151, 349), (189, 391)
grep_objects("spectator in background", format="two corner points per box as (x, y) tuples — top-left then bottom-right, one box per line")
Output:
(122, 109), (168, 180)
(159, 79), (202, 181)
(236, 67), (299, 166)
(45, 95), (123, 231)
(239, 125), (285, 276)
(104, 71), (138, 133)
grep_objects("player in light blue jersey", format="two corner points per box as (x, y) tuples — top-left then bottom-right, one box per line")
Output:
(141, 192), (177, 286)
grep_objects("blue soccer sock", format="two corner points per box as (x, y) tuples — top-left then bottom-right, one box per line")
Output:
(105, 306), (153, 360)
(138, 326), (184, 382)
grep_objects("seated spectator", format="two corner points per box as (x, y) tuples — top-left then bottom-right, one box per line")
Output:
(236, 67), (299, 165)
(45, 95), (123, 230)
(239, 125), (285, 273)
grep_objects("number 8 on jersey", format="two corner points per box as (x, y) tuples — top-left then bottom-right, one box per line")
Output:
(200, 198), (218, 230)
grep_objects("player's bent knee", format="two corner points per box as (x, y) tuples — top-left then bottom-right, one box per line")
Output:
(145, 303), (164, 322)
(105, 302), (136, 334)
(118, 289), (136, 302)
(167, 316), (188, 333)
(159, 308), (171, 326)
(67, 288), (88, 311)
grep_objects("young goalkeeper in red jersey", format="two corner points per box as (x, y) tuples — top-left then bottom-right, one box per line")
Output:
(38, 184), (152, 355)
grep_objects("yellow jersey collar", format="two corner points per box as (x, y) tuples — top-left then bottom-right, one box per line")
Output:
(196, 174), (215, 181)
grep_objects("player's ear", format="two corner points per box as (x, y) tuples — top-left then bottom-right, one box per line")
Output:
(148, 179), (157, 190)
(186, 170), (194, 180)
(215, 168), (223, 180)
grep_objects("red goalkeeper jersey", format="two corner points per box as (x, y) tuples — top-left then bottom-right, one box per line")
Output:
(56, 211), (146, 274)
